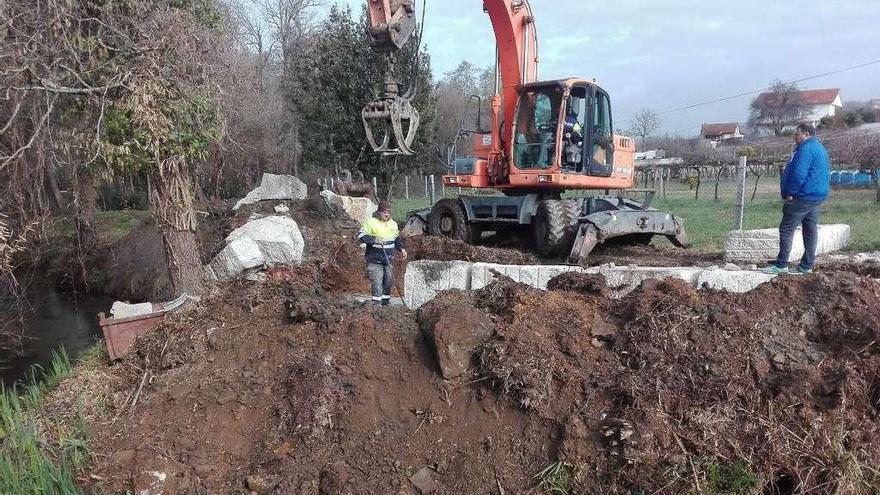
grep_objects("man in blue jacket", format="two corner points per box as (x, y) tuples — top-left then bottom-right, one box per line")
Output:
(357, 201), (407, 306)
(765, 123), (830, 274)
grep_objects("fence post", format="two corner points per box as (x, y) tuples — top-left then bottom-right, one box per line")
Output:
(430, 175), (436, 205)
(424, 175), (429, 197)
(735, 156), (748, 230)
(659, 167), (665, 199)
(405, 176), (410, 199)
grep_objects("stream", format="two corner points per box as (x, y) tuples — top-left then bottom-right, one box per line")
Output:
(1, 284), (115, 388)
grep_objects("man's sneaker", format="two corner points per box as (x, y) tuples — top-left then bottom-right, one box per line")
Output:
(762, 265), (789, 274)
(794, 265), (813, 274)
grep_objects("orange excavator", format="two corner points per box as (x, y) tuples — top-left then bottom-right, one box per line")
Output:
(362, 0), (688, 262)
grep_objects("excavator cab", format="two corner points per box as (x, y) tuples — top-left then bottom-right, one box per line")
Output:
(511, 80), (616, 179)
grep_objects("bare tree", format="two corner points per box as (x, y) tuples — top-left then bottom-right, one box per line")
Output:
(627, 108), (662, 144)
(749, 80), (807, 136)
(433, 61), (494, 163)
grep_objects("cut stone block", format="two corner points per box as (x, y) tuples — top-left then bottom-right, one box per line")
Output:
(724, 224), (851, 262)
(233, 173), (308, 210)
(209, 216), (304, 280)
(696, 269), (776, 292)
(403, 261), (473, 309)
(110, 301), (154, 319)
(319, 190), (377, 225)
(591, 266), (703, 297)
(405, 260), (783, 308)
(470, 263), (583, 291)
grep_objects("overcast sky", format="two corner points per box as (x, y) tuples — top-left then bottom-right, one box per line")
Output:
(337, 0), (880, 136)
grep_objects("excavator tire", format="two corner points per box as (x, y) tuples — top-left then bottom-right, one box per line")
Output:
(533, 199), (582, 257)
(428, 198), (478, 243)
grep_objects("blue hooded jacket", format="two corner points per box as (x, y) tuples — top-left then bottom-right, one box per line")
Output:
(780, 136), (830, 201)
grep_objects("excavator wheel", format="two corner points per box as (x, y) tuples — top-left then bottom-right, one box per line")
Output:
(533, 199), (582, 257)
(428, 198), (479, 243)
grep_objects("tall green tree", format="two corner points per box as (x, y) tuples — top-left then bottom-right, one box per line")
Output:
(291, 5), (436, 197)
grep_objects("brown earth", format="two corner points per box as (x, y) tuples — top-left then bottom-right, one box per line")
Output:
(67, 262), (880, 494)
(36, 197), (880, 493)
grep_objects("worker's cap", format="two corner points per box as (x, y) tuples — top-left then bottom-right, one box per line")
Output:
(377, 200), (391, 212)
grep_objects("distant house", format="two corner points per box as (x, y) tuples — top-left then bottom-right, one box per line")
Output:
(871, 99), (880, 122)
(701, 122), (743, 146)
(756, 88), (843, 128)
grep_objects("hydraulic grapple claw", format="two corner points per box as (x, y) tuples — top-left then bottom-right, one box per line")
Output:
(362, 96), (420, 156)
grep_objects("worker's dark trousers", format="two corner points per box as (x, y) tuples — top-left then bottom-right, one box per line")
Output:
(774, 198), (823, 270)
(367, 262), (393, 305)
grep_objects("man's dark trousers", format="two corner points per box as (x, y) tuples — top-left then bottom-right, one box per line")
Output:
(774, 198), (823, 270)
(367, 263), (393, 305)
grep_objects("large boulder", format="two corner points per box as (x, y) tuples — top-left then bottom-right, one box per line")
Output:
(417, 292), (495, 379)
(319, 190), (377, 225)
(209, 216), (304, 280)
(233, 173), (308, 210)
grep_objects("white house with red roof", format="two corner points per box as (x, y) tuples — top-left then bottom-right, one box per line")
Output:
(756, 88), (843, 128)
(701, 122), (743, 145)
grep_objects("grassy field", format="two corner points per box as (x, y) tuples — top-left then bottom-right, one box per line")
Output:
(392, 186), (880, 253)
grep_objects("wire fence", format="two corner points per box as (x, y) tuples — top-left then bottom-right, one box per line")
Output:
(304, 159), (880, 253)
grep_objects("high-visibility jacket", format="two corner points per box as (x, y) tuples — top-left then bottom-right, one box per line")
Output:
(357, 216), (405, 265)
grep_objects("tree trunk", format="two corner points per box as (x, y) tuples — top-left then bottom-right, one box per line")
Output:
(45, 163), (64, 210)
(153, 156), (205, 296)
(73, 174), (98, 252)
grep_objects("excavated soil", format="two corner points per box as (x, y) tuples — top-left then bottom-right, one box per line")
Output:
(76, 266), (880, 494)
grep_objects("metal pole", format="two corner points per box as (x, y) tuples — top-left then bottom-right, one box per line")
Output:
(424, 175), (429, 197)
(405, 175), (410, 199)
(735, 156), (748, 230)
(430, 175), (436, 205)
(372, 177), (378, 197)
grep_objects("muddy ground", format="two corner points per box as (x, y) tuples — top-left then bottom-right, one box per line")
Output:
(38, 247), (878, 494)
(34, 199), (880, 494)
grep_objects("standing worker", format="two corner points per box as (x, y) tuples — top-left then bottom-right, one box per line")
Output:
(765, 123), (830, 274)
(357, 201), (407, 306)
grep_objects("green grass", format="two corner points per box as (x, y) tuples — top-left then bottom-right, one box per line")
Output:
(654, 189), (880, 252)
(0, 349), (88, 495)
(533, 460), (575, 494)
(94, 210), (152, 244)
(46, 209), (152, 245)
(392, 188), (880, 253)
(704, 459), (759, 494)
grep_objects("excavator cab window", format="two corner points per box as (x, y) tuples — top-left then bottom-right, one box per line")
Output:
(562, 88), (587, 171)
(513, 86), (562, 169)
(585, 89), (614, 177)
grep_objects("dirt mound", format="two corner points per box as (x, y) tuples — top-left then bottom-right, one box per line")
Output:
(406, 235), (536, 264)
(79, 271), (880, 494)
(87, 281), (557, 494)
(585, 243), (723, 268)
(546, 272), (611, 299)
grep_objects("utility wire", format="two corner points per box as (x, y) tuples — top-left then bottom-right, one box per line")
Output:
(660, 57), (880, 115)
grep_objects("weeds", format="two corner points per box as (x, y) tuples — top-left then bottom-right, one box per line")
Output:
(0, 349), (86, 495)
(533, 460), (575, 495)
(705, 459), (759, 494)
